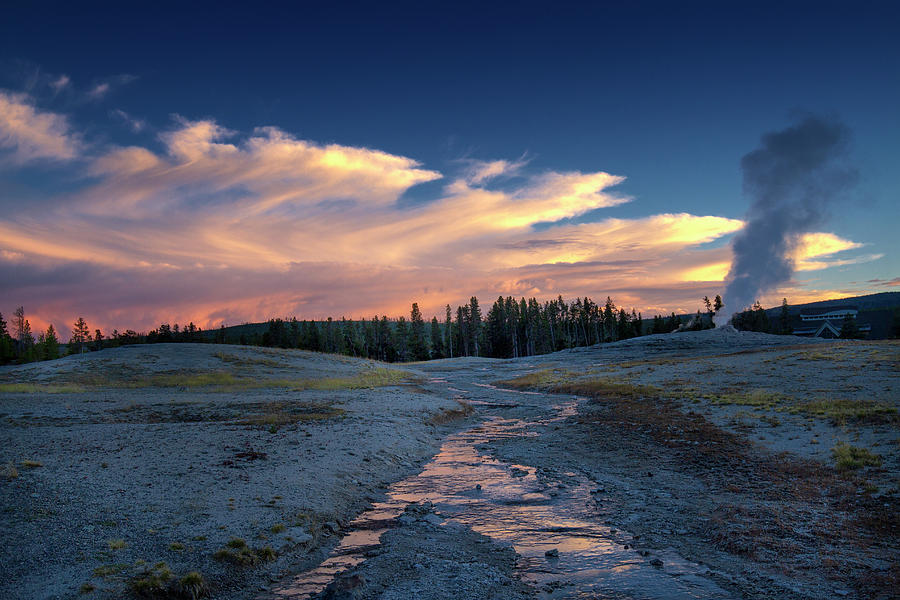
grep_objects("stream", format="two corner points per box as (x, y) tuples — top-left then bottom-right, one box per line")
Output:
(272, 383), (732, 599)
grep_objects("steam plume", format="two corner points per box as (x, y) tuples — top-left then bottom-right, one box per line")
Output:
(720, 114), (857, 323)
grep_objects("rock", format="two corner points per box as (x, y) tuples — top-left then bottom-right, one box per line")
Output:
(650, 558), (663, 567)
(475, 484), (482, 490)
(545, 548), (559, 557)
(423, 513), (443, 525)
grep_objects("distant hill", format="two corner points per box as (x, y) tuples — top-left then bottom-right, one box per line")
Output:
(761, 292), (899, 339)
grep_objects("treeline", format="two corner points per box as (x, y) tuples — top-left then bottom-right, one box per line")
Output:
(0, 307), (128, 364)
(228, 295), (710, 361)
(1, 294), (728, 366)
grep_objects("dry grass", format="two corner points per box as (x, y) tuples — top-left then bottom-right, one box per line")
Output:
(21, 459), (43, 468)
(75, 366), (410, 393)
(239, 401), (344, 430)
(0, 383), (86, 394)
(107, 538), (126, 550)
(214, 351), (285, 367)
(502, 370), (660, 401)
(707, 389), (787, 410)
(2, 462), (18, 479)
(213, 537), (276, 565)
(832, 443), (883, 472)
(427, 400), (475, 425)
(787, 399), (897, 425)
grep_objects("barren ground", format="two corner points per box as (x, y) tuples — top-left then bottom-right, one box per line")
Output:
(1, 331), (898, 599)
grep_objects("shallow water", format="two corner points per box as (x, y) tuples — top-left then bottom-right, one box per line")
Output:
(273, 390), (731, 599)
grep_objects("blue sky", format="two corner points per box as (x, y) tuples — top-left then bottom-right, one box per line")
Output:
(1, 1), (897, 331)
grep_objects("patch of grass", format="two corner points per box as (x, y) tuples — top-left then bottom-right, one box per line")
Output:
(213, 537), (264, 565)
(707, 389), (786, 409)
(270, 523), (286, 534)
(0, 383), (85, 394)
(129, 561), (173, 596)
(79, 582), (95, 594)
(496, 369), (570, 389)
(832, 443), (882, 472)
(107, 538), (126, 550)
(168, 542), (185, 551)
(214, 352), (284, 367)
(788, 399), (897, 425)
(240, 401), (344, 430)
(177, 571), (207, 600)
(502, 370), (661, 400)
(3, 462), (19, 479)
(427, 400), (475, 425)
(93, 563), (129, 578)
(290, 367), (410, 391)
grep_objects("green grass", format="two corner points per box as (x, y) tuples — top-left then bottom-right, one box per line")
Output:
(707, 389), (786, 409)
(832, 443), (883, 472)
(128, 562), (173, 596)
(92, 563), (129, 578)
(0, 383), (86, 394)
(168, 542), (185, 551)
(107, 539), (126, 550)
(787, 399), (897, 425)
(78, 366), (410, 392)
(500, 370), (660, 400)
(212, 537), (276, 565)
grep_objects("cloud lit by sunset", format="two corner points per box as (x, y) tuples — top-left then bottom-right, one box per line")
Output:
(0, 4), (895, 335)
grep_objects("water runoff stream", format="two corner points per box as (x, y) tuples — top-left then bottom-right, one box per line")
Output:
(273, 381), (732, 599)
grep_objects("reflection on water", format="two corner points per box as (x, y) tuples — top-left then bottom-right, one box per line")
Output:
(273, 395), (731, 599)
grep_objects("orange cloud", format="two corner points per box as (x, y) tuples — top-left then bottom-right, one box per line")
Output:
(0, 91), (81, 162)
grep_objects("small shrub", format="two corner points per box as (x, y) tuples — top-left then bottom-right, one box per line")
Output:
(258, 546), (277, 561)
(168, 542), (185, 551)
(79, 582), (95, 594)
(2, 462), (18, 479)
(93, 563), (129, 578)
(270, 523), (286, 534)
(129, 562), (173, 596)
(177, 571), (208, 599)
(107, 539), (126, 550)
(832, 443), (882, 472)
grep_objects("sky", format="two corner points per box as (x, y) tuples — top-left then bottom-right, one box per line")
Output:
(1, 1), (898, 335)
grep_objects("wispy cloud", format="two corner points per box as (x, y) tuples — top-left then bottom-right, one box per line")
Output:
(109, 108), (147, 132)
(0, 91), (81, 162)
(86, 74), (137, 101)
(0, 104), (881, 331)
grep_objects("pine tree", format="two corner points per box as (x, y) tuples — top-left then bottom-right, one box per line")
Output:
(41, 324), (60, 360)
(409, 303), (429, 361)
(445, 305), (453, 359)
(714, 295), (724, 315)
(779, 298), (790, 335)
(71, 317), (90, 354)
(0, 312), (13, 364)
(468, 297), (482, 356)
(430, 317), (444, 359)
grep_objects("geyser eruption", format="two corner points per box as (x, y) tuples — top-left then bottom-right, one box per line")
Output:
(718, 114), (857, 324)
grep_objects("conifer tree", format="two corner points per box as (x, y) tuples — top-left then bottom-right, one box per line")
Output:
(409, 304), (429, 361)
(71, 317), (90, 354)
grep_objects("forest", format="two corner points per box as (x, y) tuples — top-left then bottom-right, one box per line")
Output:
(8, 292), (829, 366)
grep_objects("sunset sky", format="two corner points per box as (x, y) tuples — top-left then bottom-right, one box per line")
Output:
(1, 1), (898, 334)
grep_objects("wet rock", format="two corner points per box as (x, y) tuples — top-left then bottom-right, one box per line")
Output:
(322, 572), (366, 599)
(650, 558), (663, 567)
(545, 548), (559, 557)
